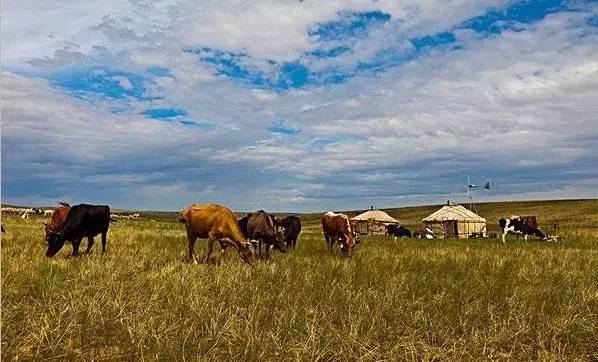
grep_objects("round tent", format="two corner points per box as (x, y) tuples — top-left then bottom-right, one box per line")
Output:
(422, 204), (486, 239)
(350, 210), (399, 235)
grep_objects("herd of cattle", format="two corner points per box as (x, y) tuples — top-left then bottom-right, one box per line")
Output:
(2, 202), (551, 263)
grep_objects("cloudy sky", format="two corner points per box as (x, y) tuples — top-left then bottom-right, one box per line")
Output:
(1, 0), (597, 212)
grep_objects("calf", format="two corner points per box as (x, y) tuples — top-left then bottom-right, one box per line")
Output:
(386, 224), (412, 239)
(279, 216), (302, 250)
(45, 204), (112, 257)
(179, 203), (255, 264)
(322, 211), (360, 257)
(499, 217), (545, 243)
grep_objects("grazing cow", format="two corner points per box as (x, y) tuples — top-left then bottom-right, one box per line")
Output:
(179, 203), (255, 264)
(499, 217), (545, 243)
(385, 224), (412, 239)
(45, 204), (112, 257)
(279, 216), (302, 250)
(43, 202), (71, 243)
(322, 211), (360, 257)
(44, 209), (54, 216)
(242, 210), (285, 258)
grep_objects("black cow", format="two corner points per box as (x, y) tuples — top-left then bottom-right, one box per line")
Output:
(499, 217), (545, 243)
(386, 224), (412, 238)
(45, 204), (112, 257)
(239, 211), (285, 258)
(279, 216), (302, 250)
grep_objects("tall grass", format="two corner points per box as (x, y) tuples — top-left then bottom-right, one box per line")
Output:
(2, 200), (598, 360)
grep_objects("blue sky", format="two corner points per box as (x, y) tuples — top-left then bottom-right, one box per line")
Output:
(1, 0), (597, 211)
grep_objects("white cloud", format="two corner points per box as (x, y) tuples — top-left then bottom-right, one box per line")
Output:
(1, 3), (597, 211)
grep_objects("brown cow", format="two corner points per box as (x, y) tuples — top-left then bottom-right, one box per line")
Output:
(321, 211), (360, 257)
(179, 203), (255, 265)
(43, 202), (71, 243)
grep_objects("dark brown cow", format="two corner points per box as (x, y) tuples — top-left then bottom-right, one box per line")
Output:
(179, 203), (255, 264)
(43, 202), (71, 242)
(321, 211), (360, 257)
(239, 211), (285, 259)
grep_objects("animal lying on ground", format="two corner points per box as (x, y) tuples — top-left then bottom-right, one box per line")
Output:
(279, 216), (302, 250)
(499, 217), (545, 243)
(321, 211), (360, 257)
(179, 203), (255, 264)
(386, 224), (412, 239)
(45, 204), (112, 257)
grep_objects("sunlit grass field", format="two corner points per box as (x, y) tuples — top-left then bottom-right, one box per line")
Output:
(2, 200), (597, 360)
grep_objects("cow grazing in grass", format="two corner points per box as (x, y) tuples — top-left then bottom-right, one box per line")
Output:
(280, 216), (302, 250)
(179, 204), (255, 264)
(499, 217), (545, 243)
(386, 224), (412, 239)
(43, 202), (71, 243)
(239, 210), (285, 258)
(322, 211), (360, 257)
(45, 204), (112, 257)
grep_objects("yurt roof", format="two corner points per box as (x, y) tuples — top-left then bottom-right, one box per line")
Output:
(422, 204), (486, 222)
(351, 210), (399, 223)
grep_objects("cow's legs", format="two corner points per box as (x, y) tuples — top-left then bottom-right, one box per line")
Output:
(101, 231), (107, 254)
(186, 230), (197, 263)
(85, 236), (94, 254)
(501, 231), (507, 243)
(72, 238), (82, 256)
(524, 234), (528, 242)
(218, 239), (231, 265)
(204, 237), (216, 264)
(324, 233), (332, 252)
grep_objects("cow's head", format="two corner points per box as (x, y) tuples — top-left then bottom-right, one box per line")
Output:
(340, 233), (361, 257)
(273, 230), (287, 253)
(45, 230), (65, 257)
(534, 228), (545, 239)
(43, 222), (53, 242)
(238, 241), (256, 264)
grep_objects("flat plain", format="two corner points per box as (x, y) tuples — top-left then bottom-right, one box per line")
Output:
(2, 199), (597, 360)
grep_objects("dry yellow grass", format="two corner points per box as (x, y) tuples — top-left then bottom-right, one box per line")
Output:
(2, 200), (598, 360)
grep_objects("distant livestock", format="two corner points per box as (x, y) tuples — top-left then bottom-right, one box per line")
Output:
(21, 208), (35, 219)
(499, 217), (545, 242)
(179, 204), (255, 264)
(386, 224), (412, 239)
(44, 209), (54, 216)
(279, 216), (302, 250)
(322, 211), (360, 257)
(43, 202), (71, 243)
(239, 210), (285, 258)
(45, 204), (112, 257)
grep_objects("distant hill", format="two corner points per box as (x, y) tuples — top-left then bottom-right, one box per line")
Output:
(4, 199), (597, 230)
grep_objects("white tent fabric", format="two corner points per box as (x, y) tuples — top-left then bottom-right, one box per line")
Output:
(351, 210), (399, 223)
(422, 205), (486, 222)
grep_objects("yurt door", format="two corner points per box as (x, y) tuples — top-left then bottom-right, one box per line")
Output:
(443, 220), (458, 238)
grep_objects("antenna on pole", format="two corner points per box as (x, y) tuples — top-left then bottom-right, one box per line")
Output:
(466, 176), (491, 213)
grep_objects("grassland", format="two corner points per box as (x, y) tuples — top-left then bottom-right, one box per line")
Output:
(2, 199), (598, 360)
